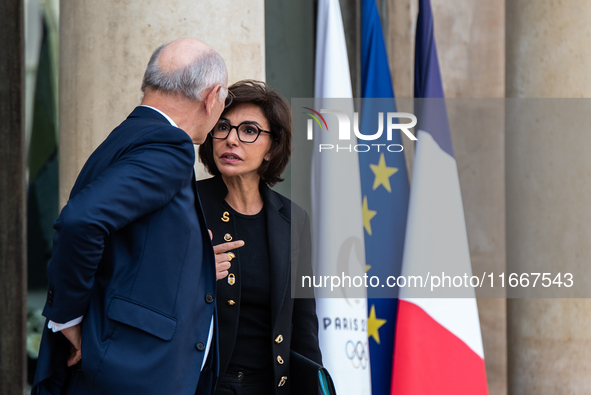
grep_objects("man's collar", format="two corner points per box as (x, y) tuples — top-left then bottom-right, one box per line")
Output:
(139, 105), (178, 127)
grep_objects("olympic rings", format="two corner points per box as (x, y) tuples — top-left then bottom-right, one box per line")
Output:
(345, 340), (368, 369)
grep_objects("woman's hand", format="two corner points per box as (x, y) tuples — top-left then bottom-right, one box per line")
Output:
(210, 230), (244, 280)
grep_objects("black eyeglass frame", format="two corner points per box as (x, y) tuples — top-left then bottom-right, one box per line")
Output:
(210, 121), (273, 143)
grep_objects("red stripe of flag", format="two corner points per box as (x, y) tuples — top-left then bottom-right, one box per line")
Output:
(391, 300), (489, 395)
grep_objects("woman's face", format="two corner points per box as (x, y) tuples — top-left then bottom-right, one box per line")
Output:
(212, 103), (273, 181)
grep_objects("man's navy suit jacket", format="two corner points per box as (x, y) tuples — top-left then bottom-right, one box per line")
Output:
(32, 106), (218, 394)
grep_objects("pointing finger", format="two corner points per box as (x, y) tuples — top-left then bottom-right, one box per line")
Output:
(213, 240), (245, 254)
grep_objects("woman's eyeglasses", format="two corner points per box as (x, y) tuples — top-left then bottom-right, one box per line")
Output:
(210, 120), (272, 143)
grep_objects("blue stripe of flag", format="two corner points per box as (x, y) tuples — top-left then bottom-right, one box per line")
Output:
(414, 0), (454, 157)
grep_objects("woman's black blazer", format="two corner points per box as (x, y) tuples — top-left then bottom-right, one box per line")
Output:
(197, 176), (322, 393)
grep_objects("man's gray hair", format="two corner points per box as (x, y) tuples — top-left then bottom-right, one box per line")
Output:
(141, 43), (227, 101)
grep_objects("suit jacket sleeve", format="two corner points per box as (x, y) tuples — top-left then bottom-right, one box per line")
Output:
(43, 126), (195, 323)
(290, 211), (323, 365)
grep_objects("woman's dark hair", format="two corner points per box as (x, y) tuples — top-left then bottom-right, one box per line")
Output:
(198, 79), (292, 186)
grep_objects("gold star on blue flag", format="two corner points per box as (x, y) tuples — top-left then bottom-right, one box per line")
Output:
(367, 305), (387, 344)
(370, 153), (398, 192)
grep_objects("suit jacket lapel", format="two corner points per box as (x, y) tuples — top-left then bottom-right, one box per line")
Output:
(261, 185), (291, 329)
(193, 172), (213, 244)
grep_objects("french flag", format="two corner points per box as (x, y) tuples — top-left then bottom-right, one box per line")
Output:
(391, 0), (489, 394)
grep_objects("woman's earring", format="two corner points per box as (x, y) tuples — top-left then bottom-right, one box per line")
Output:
(264, 155), (270, 161)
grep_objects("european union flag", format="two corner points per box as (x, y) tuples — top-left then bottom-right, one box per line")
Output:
(359, 0), (410, 393)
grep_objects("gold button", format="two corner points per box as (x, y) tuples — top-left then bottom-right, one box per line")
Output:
(274, 335), (283, 344)
(221, 211), (230, 222)
(224, 233), (233, 242)
(228, 273), (235, 285)
(227, 300), (235, 305)
(278, 376), (287, 387)
(277, 355), (284, 364)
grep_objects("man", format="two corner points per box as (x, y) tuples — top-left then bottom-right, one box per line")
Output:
(32, 38), (240, 395)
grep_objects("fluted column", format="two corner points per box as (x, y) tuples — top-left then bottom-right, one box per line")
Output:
(506, 0), (591, 393)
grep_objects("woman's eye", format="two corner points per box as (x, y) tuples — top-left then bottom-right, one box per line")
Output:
(217, 123), (229, 131)
(243, 126), (257, 135)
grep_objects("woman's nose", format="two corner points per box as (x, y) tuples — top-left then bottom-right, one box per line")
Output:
(226, 127), (240, 145)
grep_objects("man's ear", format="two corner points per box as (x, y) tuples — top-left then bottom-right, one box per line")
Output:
(204, 85), (222, 115)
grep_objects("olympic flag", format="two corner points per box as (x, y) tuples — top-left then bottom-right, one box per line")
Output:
(311, 0), (371, 394)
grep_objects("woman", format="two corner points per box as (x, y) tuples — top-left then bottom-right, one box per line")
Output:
(198, 80), (322, 395)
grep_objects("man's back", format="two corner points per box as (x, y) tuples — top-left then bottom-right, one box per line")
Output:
(33, 106), (218, 394)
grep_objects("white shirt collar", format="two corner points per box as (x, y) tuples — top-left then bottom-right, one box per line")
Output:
(140, 105), (178, 128)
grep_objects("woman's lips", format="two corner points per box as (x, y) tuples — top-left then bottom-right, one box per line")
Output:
(220, 152), (242, 163)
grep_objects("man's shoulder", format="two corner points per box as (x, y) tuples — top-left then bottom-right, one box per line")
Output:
(115, 106), (191, 145)
(91, 107), (193, 163)
(70, 107), (194, 195)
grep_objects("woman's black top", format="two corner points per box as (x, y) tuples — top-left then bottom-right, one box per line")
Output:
(223, 202), (273, 373)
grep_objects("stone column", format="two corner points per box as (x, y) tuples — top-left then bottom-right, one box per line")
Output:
(386, 0), (416, 99)
(59, 0), (266, 204)
(506, 1), (591, 393)
(388, 0), (507, 393)
(386, 0), (417, 175)
(0, 1), (27, 393)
